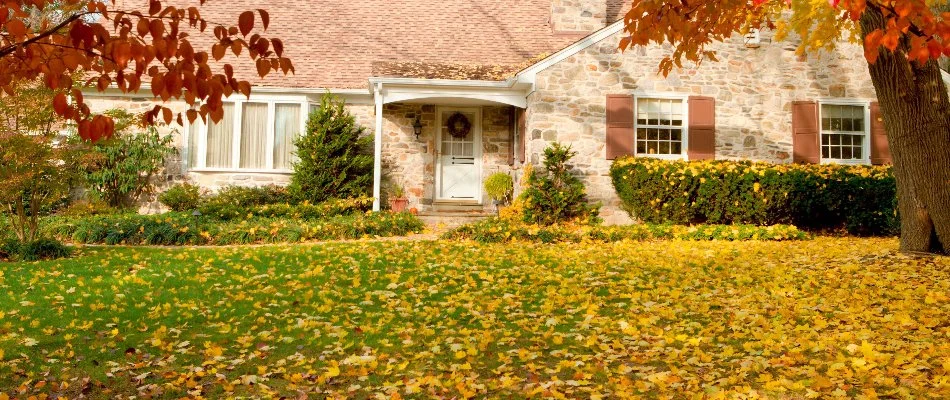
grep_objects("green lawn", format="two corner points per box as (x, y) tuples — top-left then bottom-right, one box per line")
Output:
(1, 238), (948, 398)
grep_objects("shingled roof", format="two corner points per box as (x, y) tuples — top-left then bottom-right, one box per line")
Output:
(152, 0), (630, 89)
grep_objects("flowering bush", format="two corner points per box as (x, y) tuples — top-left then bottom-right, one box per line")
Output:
(610, 157), (898, 236)
(443, 217), (808, 243)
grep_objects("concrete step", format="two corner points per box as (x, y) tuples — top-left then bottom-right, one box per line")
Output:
(417, 211), (495, 230)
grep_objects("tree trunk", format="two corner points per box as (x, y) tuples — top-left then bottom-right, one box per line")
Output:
(860, 6), (950, 254)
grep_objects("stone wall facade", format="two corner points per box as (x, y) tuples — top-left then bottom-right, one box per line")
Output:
(551, 0), (608, 32)
(526, 30), (877, 224)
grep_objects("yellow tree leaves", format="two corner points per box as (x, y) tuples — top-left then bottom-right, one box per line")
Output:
(0, 0), (293, 140)
(621, 0), (950, 75)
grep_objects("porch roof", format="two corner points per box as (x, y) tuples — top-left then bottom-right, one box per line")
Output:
(367, 77), (531, 108)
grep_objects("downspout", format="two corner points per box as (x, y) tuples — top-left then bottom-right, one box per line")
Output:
(372, 82), (384, 212)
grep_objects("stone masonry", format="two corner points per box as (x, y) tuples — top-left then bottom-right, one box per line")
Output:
(381, 104), (514, 212)
(551, 0), (608, 32)
(526, 30), (878, 224)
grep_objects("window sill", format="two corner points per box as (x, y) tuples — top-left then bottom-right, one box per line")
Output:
(636, 154), (687, 161)
(189, 168), (293, 174)
(820, 159), (870, 166)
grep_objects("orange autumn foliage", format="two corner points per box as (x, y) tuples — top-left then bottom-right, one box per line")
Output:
(0, 0), (293, 140)
(619, 0), (950, 74)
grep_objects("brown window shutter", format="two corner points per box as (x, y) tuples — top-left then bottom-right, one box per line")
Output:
(869, 101), (891, 165)
(792, 101), (820, 164)
(687, 96), (716, 160)
(605, 94), (634, 160)
(516, 108), (526, 163)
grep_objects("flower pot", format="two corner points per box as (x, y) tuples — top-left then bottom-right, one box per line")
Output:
(389, 197), (409, 212)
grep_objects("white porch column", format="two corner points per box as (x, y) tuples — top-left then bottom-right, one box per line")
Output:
(372, 83), (384, 212)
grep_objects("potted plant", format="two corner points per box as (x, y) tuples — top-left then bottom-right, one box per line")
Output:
(388, 183), (408, 212)
(484, 172), (514, 214)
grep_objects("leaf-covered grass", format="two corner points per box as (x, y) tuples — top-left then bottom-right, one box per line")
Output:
(1, 237), (948, 398)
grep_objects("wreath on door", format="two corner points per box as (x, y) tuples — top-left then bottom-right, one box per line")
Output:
(446, 112), (472, 139)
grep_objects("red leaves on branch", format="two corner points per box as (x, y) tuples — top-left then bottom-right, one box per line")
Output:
(0, 0), (294, 141)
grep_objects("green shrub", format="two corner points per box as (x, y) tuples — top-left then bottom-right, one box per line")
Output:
(521, 142), (600, 225)
(207, 185), (292, 207)
(0, 238), (20, 261)
(159, 183), (203, 212)
(610, 157), (898, 236)
(484, 172), (514, 203)
(442, 217), (808, 243)
(0, 237), (72, 261)
(42, 211), (423, 246)
(198, 195), (371, 221)
(17, 238), (72, 261)
(289, 93), (373, 203)
(76, 109), (177, 208)
(58, 199), (125, 217)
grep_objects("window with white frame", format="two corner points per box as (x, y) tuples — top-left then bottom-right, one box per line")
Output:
(635, 96), (687, 157)
(820, 102), (869, 163)
(188, 97), (307, 171)
(744, 28), (761, 47)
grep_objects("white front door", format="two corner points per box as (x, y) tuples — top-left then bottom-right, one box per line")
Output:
(436, 108), (481, 201)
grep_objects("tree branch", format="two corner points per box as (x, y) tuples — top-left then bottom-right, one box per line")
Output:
(0, 11), (94, 59)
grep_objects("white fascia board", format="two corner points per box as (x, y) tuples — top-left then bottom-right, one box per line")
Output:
(366, 77), (530, 108)
(515, 20), (625, 85)
(81, 85), (373, 103)
(382, 87), (527, 108)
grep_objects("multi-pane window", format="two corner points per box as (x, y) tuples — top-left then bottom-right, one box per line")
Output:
(191, 99), (306, 171)
(635, 97), (685, 157)
(820, 103), (867, 162)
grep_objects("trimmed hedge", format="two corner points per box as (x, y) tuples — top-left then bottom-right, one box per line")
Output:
(198, 197), (373, 221)
(41, 211), (424, 246)
(442, 217), (808, 243)
(610, 157), (898, 236)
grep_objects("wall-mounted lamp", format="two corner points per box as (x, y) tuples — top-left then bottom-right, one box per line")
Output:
(413, 116), (423, 140)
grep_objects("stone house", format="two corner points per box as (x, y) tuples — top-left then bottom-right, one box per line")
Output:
(89, 0), (893, 223)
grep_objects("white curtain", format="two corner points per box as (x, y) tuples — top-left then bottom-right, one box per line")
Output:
(205, 103), (234, 168)
(273, 103), (301, 170)
(240, 103), (269, 169)
(188, 112), (201, 168)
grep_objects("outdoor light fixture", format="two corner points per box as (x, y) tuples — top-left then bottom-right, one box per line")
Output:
(413, 116), (423, 140)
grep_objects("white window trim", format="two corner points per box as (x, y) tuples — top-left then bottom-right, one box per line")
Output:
(188, 93), (309, 173)
(744, 29), (761, 47)
(633, 93), (690, 160)
(818, 99), (871, 165)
